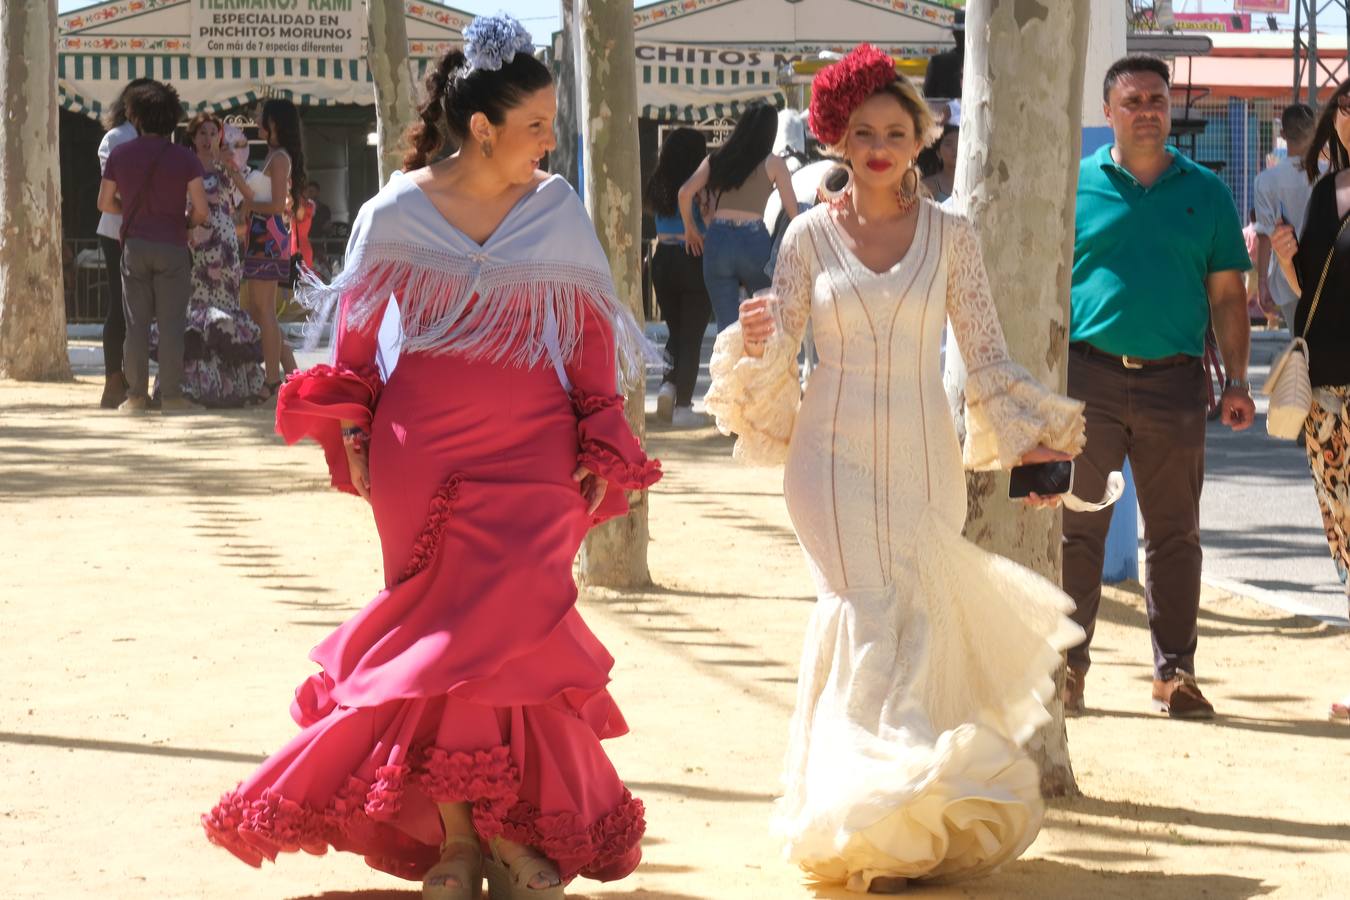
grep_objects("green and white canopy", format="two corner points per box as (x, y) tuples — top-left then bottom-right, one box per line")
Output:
(638, 58), (785, 122)
(58, 0), (960, 123)
(57, 0), (465, 120)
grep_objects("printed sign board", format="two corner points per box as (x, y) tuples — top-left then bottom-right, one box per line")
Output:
(190, 0), (365, 59)
(1235, 1), (1290, 14)
(1173, 12), (1252, 33)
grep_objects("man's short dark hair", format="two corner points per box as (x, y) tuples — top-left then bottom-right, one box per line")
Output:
(1281, 102), (1316, 143)
(124, 80), (183, 136)
(1102, 55), (1171, 104)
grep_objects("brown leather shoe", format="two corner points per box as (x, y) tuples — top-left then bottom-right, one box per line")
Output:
(1062, 665), (1087, 717)
(1152, 671), (1215, 720)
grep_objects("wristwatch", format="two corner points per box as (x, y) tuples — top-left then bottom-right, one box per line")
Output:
(1223, 376), (1251, 393)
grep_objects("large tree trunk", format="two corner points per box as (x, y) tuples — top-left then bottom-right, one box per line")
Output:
(954, 0), (1091, 798)
(0, 0), (70, 382)
(575, 0), (651, 589)
(366, 0), (416, 184)
(551, 0), (582, 192)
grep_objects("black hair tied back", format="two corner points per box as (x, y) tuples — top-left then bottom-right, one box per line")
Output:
(401, 35), (551, 172)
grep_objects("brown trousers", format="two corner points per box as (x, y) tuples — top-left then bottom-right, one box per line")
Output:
(1061, 344), (1208, 680)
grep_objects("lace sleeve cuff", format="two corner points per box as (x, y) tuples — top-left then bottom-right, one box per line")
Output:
(275, 363), (384, 494)
(963, 361), (1086, 471)
(703, 323), (801, 467)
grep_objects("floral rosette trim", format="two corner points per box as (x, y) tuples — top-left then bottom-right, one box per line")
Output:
(397, 474), (464, 583)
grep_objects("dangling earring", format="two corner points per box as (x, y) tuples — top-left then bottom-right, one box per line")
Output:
(819, 164), (853, 211)
(480, 139), (493, 158)
(896, 161), (920, 214)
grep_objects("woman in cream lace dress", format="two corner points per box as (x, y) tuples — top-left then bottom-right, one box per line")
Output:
(704, 45), (1086, 892)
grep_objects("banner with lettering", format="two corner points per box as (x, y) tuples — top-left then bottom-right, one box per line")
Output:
(190, 0), (365, 59)
(1235, 1), (1290, 14)
(1172, 12), (1252, 33)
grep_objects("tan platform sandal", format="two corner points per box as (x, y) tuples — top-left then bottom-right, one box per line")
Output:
(484, 838), (563, 900)
(423, 833), (483, 900)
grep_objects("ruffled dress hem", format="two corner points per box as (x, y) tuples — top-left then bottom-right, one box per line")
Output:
(203, 743), (644, 883)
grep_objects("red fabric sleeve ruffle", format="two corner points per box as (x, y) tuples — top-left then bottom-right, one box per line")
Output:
(275, 363), (383, 494)
(570, 389), (662, 523)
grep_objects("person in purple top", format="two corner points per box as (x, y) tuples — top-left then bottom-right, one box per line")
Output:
(97, 80), (209, 414)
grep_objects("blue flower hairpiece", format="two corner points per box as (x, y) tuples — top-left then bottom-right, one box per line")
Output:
(463, 14), (534, 73)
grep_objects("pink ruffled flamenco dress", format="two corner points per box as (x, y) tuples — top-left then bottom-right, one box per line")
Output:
(202, 172), (661, 886)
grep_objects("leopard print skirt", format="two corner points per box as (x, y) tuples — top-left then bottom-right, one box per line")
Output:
(1306, 385), (1350, 593)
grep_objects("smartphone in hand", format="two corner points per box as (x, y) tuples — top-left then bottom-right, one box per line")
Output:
(1008, 460), (1075, 499)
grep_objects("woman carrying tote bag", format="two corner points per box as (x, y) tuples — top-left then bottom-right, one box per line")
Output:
(1271, 79), (1350, 723)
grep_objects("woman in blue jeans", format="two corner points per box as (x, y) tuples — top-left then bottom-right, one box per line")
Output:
(678, 103), (799, 332)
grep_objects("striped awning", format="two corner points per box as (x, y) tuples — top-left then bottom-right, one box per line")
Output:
(58, 53), (440, 120)
(639, 62), (785, 122)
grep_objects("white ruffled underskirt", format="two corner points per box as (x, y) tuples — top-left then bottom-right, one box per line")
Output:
(773, 517), (1083, 891)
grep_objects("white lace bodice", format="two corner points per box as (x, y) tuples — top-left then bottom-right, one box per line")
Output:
(705, 201), (1084, 587)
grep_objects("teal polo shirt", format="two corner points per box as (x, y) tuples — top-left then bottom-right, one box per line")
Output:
(1071, 144), (1250, 358)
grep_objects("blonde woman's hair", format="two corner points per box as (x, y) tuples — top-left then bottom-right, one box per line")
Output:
(828, 76), (941, 157)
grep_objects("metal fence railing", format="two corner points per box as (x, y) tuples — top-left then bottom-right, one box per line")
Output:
(63, 237), (353, 326)
(1178, 96), (1289, 221)
(65, 238), (109, 324)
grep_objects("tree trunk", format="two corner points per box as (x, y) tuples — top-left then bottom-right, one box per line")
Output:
(0, 0), (70, 382)
(366, 0), (416, 185)
(551, 0), (582, 193)
(954, 0), (1091, 798)
(574, 0), (651, 589)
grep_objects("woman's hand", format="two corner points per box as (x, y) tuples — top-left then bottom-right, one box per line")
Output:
(738, 293), (776, 358)
(1018, 444), (1075, 509)
(573, 464), (607, 515)
(683, 228), (704, 257)
(346, 442), (372, 502)
(1271, 222), (1298, 264)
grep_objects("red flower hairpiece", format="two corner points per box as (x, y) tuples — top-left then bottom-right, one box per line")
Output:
(808, 44), (901, 146)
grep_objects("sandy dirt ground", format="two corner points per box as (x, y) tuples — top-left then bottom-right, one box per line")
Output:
(1, 376), (1347, 900)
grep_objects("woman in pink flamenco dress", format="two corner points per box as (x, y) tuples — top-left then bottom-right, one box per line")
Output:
(202, 17), (659, 899)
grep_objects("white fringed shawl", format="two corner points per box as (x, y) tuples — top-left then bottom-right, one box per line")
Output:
(297, 171), (652, 387)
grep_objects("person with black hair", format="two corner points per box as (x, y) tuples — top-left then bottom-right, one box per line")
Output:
(677, 102), (799, 332)
(94, 77), (156, 409)
(921, 123), (959, 203)
(647, 127), (712, 425)
(1271, 78), (1350, 725)
(96, 79), (209, 414)
(1063, 54), (1253, 721)
(202, 15), (656, 900)
(922, 9), (964, 101)
(241, 97), (305, 395)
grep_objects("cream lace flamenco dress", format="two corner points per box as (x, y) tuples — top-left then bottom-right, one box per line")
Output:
(704, 202), (1087, 891)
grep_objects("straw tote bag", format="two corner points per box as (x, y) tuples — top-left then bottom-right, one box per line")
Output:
(1262, 214), (1349, 439)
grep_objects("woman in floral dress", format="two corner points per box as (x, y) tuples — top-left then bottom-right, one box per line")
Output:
(179, 113), (265, 406)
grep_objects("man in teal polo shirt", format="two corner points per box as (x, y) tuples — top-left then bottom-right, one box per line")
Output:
(1062, 55), (1253, 721)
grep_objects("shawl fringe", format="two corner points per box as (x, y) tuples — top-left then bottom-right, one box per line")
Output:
(296, 241), (655, 389)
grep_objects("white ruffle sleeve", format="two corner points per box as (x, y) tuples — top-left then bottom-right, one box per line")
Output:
(946, 216), (1086, 471)
(703, 220), (814, 466)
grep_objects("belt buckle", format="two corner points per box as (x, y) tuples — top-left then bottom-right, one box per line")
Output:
(1121, 355), (1144, 370)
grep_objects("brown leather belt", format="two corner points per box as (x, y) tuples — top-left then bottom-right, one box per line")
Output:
(1070, 342), (1198, 370)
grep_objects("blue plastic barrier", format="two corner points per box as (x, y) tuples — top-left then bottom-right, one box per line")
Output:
(1101, 458), (1139, 583)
